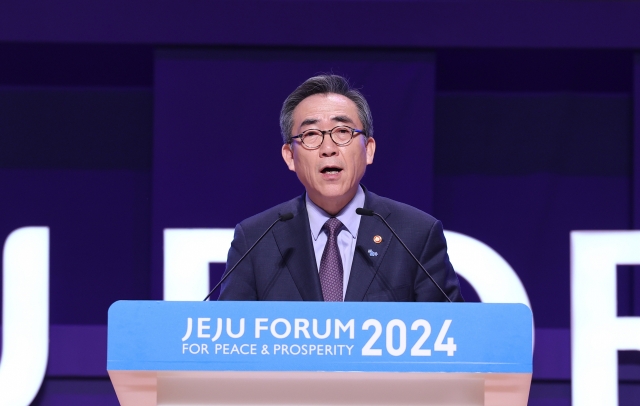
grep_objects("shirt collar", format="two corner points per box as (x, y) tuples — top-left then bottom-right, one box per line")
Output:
(306, 185), (365, 241)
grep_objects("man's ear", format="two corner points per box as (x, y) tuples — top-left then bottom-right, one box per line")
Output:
(281, 143), (296, 172)
(365, 136), (376, 165)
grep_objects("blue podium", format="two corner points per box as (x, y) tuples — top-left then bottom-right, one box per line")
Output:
(108, 301), (532, 405)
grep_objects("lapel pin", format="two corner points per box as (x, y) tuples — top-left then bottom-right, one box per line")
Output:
(373, 235), (383, 244)
(368, 249), (379, 257)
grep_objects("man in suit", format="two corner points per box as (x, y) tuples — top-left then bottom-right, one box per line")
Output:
(219, 75), (463, 302)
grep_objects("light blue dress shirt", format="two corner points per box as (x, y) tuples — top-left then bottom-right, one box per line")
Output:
(306, 185), (366, 299)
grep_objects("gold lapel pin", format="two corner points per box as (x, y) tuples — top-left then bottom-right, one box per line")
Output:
(373, 235), (383, 244)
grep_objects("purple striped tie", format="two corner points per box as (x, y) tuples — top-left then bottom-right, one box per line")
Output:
(319, 217), (344, 302)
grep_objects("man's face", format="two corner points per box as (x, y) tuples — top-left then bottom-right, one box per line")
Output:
(281, 93), (376, 214)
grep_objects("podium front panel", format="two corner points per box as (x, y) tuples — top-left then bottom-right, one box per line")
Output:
(107, 301), (532, 406)
(108, 301), (531, 373)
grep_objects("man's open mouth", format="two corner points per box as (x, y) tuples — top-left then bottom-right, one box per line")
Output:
(321, 167), (343, 174)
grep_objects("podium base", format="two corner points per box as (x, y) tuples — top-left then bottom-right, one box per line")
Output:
(109, 370), (531, 406)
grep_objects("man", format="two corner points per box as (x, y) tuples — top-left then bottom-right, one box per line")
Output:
(219, 74), (463, 302)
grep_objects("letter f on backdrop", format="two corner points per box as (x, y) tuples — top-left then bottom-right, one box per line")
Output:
(0, 227), (49, 406)
(571, 231), (640, 406)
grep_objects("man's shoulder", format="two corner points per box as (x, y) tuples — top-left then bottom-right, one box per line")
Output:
(237, 194), (304, 231)
(366, 190), (440, 226)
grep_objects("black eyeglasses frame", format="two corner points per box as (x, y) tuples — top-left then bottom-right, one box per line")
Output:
(289, 125), (365, 149)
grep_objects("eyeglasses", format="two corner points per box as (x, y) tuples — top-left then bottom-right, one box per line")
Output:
(290, 125), (365, 149)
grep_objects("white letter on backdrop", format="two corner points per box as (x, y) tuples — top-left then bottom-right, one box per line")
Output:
(164, 228), (234, 300)
(0, 227), (49, 406)
(571, 231), (640, 406)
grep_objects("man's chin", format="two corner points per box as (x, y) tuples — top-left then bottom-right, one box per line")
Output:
(311, 185), (356, 204)
(317, 186), (350, 199)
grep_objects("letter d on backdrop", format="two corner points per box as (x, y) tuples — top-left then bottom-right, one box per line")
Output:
(0, 227), (49, 406)
(571, 231), (640, 406)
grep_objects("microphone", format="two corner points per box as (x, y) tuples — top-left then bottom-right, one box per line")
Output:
(355, 208), (452, 302)
(203, 212), (294, 301)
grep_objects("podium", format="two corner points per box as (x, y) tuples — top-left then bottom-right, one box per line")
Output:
(107, 301), (532, 405)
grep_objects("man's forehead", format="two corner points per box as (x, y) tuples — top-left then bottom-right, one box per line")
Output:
(293, 93), (360, 127)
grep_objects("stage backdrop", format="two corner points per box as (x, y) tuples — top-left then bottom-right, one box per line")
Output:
(0, 2), (639, 405)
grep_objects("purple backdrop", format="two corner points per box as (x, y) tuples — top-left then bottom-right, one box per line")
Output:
(0, 2), (639, 405)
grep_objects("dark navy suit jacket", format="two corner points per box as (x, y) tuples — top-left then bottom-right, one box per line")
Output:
(219, 188), (463, 302)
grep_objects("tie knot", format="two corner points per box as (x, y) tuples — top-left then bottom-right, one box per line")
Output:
(322, 217), (343, 237)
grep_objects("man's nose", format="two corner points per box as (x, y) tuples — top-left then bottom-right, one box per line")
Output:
(320, 141), (339, 157)
(319, 138), (339, 157)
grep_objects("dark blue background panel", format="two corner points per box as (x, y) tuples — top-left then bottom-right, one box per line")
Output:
(0, 43), (153, 88)
(434, 93), (632, 328)
(435, 93), (632, 176)
(436, 49), (633, 93)
(0, 88), (153, 170)
(0, 88), (153, 324)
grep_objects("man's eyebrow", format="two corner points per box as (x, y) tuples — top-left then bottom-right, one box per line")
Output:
(299, 115), (355, 129)
(332, 115), (356, 125)
(300, 118), (319, 127)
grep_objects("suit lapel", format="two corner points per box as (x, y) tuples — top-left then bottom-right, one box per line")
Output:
(272, 196), (324, 301)
(345, 190), (393, 301)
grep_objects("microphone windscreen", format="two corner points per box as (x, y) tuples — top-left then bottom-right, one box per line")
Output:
(279, 212), (294, 221)
(356, 208), (374, 216)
